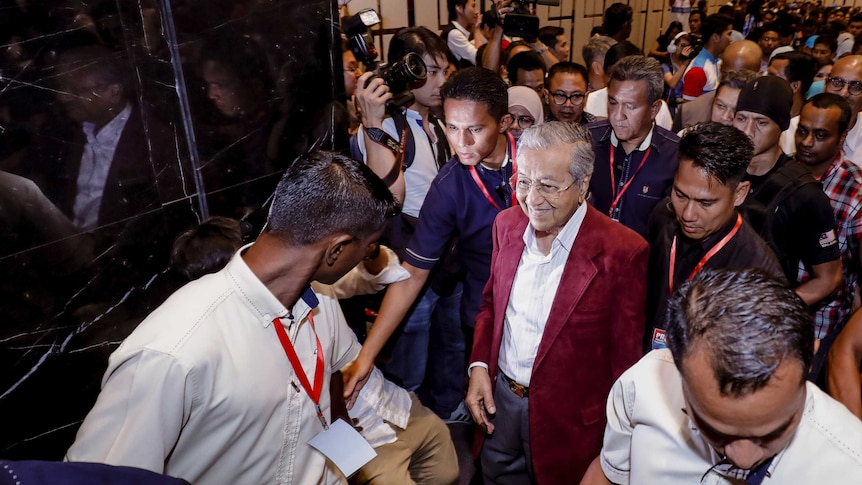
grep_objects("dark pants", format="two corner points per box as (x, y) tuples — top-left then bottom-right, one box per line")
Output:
(480, 373), (535, 485)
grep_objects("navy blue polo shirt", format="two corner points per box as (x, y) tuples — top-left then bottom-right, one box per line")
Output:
(588, 120), (680, 238)
(404, 155), (513, 327)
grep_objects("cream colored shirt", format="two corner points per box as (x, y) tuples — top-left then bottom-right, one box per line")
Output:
(67, 248), (360, 484)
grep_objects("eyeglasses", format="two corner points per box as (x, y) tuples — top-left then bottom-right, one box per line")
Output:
(508, 114), (535, 128)
(827, 76), (862, 95)
(343, 66), (360, 73)
(550, 91), (586, 105)
(514, 178), (575, 200)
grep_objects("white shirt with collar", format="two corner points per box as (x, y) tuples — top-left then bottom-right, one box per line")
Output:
(497, 202), (587, 386)
(67, 247), (361, 484)
(446, 20), (478, 65)
(601, 349), (862, 484)
(585, 87), (674, 130)
(73, 102), (132, 230)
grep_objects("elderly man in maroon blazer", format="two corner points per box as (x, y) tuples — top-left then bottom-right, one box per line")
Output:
(466, 121), (648, 484)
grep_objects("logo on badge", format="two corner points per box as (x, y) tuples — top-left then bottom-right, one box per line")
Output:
(652, 328), (667, 350)
(819, 230), (837, 248)
(642, 185), (649, 194)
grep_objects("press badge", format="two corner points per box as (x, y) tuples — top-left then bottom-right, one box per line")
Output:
(308, 418), (377, 477)
(651, 328), (668, 350)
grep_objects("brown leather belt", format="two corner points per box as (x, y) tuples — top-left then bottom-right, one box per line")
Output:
(501, 372), (529, 398)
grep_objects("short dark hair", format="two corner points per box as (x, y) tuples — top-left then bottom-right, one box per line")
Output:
(480, 10), (499, 30)
(199, 33), (274, 98)
(608, 55), (664, 104)
(770, 51), (818, 94)
(806, 93), (853, 135)
(171, 217), (243, 281)
(851, 14), (862, 24)
(603, 3), (633, 37)
(388, 26), (451, 66)
(603, 41), (643, 73)
(701, 13), (734, 41)
(545, 61), (589, 89)
(266, 151), (399, 245)
(506, 51), (546, 86)
(666, 268), (814, 398)
(538, 25), (565, 49)
(441, 66), (509, 120)
(56, 45), (127, 89)
(448, 0), (468, 21)
(679, 122), (753, 187)
(814, 33), (838, 53)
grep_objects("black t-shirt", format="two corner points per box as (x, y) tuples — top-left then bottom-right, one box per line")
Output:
(646, 199), (784, 351)
(741, 154), (840, 284)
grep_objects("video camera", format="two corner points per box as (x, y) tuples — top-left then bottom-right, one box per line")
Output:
(501, 0), (561, 39)
(681, 33), (703, 61)
(343, 9), (427, 112)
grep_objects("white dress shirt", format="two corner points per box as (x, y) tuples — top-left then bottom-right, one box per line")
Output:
(446, 21), (478, 65)
(846, 113), (862, 168)
(73, 103), (131, 230)
(498, 202), (587, 386)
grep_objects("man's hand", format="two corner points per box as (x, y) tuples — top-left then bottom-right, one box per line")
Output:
(341, 355), (374, 410)
(354, 72), (391, 129)
(466, 366), (497, 434)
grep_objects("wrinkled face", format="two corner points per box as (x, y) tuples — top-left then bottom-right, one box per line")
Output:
(516, 68), (546, 96)
(733, 110), (782, 157)
(342, 50), (360, 96)
(812, 43), (834, 67)
(681, 348), (806, 472)
(671, 159), (747, 240)
(689, 13), (702, 34)
(796, 104), (845, 168)
(55, 67), (120, 125)
(711, 86), (742, 125)
(444, 98), (506, 166)
(607, 79), (659, 144)
(759, 30), (780, 56)
(203, 60), (247, 118)
(825, 58), (862, 114)
(412, 54), (448, 108)
(507, 104), (535, 141)
(546, 72), (588, 123)
(516, 146), (589, 234)
(550, 34), (570, 61)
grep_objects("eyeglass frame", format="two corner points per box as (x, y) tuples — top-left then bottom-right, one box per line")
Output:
(826, 76), (862, 95)
(550, 90), (587, 106)
(513, 176), (576, 200)
(507, 113), (536, 128)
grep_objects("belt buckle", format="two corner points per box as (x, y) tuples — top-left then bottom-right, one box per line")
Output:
(507, 377), (528, 398)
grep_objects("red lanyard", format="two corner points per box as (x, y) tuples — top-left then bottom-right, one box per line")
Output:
(668, 213), (743, 293)
(468, 132), (518, 210)
(272, 312), (328, 429)
(608, 145), (652, 217)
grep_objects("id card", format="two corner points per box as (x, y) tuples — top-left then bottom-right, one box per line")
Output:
(308, 418), (377, 477)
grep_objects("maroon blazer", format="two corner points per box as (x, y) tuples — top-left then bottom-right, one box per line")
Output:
(470, 204), (649, 484)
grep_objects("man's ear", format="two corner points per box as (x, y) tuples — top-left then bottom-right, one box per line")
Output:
(324, 234), (354, 266)
(650, 99), (662, 119)
(733, 181), (751, 207)
(499, 113), (512, 133)
(790, 80), (801, 94)
(590, 60), (602, 76)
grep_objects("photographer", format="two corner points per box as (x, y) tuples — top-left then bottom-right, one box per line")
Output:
(662, 31), (695, 116)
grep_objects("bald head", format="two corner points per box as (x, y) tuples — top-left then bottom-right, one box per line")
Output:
(826, 55), (862, 115)
(721, 40), (762, 73)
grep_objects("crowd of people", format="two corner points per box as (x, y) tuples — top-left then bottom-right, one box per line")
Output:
(3, 0), (862, 483)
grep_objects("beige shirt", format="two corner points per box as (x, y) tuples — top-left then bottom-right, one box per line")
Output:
(67, 248), (360, 484)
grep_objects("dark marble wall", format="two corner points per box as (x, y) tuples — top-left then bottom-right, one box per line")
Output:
(0, 0), (345, 459)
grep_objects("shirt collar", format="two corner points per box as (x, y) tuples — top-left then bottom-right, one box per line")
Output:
(610, 124), (655, 152)
(82, 102), (132, 142)
(226, 244), (319, 327)
(522, 200), (587, 253)
(452, 20), (469, 36)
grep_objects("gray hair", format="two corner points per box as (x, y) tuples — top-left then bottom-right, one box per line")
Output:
(608, 55), (665, 104)
(516, 121), (595, 183)
(582, 35), (617, 69)
(666, 268), (813, 398)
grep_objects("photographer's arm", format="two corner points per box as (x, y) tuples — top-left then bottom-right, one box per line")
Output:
(529, 38), (560, 69)
(355, 72), (406, 204)
(481, 1), (513, 72)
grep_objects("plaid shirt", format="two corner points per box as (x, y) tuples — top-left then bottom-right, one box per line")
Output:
(798, 155), (862, 338)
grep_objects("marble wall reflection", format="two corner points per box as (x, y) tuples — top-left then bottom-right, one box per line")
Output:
(0, 0), (344, 459)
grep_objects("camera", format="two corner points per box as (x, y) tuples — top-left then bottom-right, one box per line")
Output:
(343, 9), (427, 112)
(680, 33), (703, 61)
(501, 0), (560, 39)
